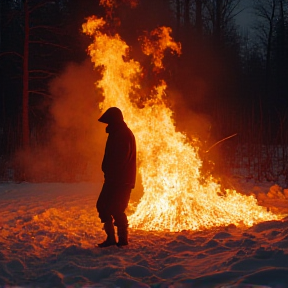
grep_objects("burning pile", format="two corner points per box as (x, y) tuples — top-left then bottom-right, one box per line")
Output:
(82, 8), (282, 232)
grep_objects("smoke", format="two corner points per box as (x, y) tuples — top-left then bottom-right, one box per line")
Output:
(167, 79), (210, 137)
(15, 60), (107, 182)
(167, 82), (226, 179)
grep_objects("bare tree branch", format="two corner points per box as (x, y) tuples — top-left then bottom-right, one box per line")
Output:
(29, 40), (70, 50)
(29, 1), (56, 14)
(0, 51), (23, 59)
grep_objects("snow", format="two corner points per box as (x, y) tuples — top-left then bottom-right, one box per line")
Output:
(0, 181), (288, 288)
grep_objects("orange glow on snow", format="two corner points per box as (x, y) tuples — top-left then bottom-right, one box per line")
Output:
(82, 16), (282, 232)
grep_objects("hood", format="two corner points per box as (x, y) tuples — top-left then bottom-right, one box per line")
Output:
(98, 107), (124, 124)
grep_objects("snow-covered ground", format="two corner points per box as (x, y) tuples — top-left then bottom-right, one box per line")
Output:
(0, 181), (288, 288)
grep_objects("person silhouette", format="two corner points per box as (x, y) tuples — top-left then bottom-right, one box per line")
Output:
(96, 107), (136, 247)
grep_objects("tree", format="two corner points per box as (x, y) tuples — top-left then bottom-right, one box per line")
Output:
(252, 0), (288, 106)
(273, 0), (288, 104)
(1, 0), (72, 149)
(195, 0), (203, 37)
(252, 0), (276, 85)
(0, 0), (25, 157)
(203, 0), (242, 44)
(23, 0), (29, 148)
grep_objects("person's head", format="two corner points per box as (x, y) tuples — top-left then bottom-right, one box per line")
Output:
(98, 107), (124, 124)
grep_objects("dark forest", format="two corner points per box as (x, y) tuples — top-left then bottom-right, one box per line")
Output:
(0, 0), (288, 183)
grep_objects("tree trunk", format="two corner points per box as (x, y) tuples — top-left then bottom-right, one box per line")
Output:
(215, 0), (222, 42)
(0, 1), (2, 50)
(275, 0), (287, 99)
(184, 0), (190, 29)
(195, 0), (202, 37)
(23, 0), (29, 148)
(265, 0), (275, 85)
(176, 0), (181, 39)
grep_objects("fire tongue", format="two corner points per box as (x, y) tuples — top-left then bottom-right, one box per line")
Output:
(83, 16), (281, 232)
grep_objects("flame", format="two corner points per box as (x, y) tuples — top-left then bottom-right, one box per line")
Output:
(100, 0), (139, 10)
(82, 16), (282, 232)
(139, 26), (181, 71)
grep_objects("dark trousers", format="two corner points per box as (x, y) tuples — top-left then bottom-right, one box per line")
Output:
(96, 182), (131, 227)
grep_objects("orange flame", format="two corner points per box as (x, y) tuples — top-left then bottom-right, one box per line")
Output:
(100, 0), (138, 9)
(139, 26), (181, 71)
(82, 16), (282, 232)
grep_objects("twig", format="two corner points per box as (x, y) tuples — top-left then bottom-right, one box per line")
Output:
(205, 133), (237, 153)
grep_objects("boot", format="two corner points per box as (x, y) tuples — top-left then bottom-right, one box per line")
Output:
(117, 225), (128, 247)
(98, 221), (116, 248)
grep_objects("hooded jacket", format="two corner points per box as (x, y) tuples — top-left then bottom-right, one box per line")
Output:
(99, 107), (136, 188)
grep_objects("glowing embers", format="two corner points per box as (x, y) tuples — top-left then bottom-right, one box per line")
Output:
(82, 16), (281, 232)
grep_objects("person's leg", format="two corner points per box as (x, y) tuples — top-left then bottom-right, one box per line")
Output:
(111, 186), (131, 246)
(98, 221), (116, 247)
(96, 183), (116, 247)
(96, 182), (113, 223)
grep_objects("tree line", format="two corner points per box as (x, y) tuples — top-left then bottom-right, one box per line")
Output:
(0, 0), (288, 181)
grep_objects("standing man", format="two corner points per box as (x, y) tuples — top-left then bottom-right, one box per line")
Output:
(97, 107), (136, 247)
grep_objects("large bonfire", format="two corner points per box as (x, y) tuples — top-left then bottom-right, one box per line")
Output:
(82, 2), (282, 232)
